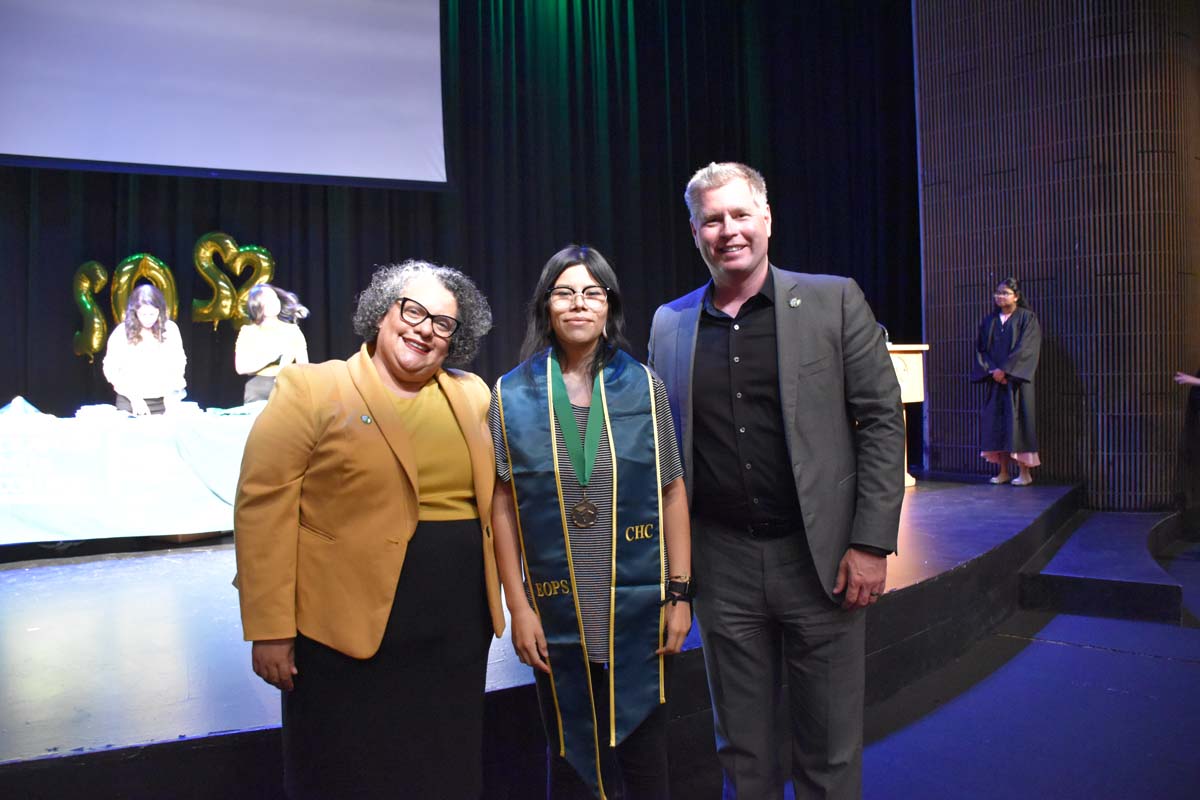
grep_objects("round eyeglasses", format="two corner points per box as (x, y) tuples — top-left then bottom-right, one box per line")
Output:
(396, 297), (460, 339)
(547, 285), (609, 309)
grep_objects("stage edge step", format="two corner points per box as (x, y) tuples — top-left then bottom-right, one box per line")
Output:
(1020, 511), (1183, 624)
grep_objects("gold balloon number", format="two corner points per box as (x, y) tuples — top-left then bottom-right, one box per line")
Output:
(72, 261), (110, 363)
(192, 232), (238, 327)
(192, 232), (275, 328)
(71, 233), (278, 360)
(230, 245), (275, 327)
(110, 253), (180, 324)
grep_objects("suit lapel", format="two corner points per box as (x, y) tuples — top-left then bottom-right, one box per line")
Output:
(436, 369), (494, 525)
(773, 268), (806, 442)
(347, 345), (420, 498)
(674, 286), (704, 498)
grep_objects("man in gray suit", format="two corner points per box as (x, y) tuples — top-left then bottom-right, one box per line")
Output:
(648, 162), (905, 799)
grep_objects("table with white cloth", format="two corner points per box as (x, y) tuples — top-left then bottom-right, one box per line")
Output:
(0, 399), (261, 545)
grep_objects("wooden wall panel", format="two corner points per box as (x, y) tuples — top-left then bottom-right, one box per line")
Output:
(914, 0), (1200, 509)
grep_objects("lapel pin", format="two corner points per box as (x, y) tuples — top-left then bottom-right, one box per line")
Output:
(789, 297), (802, 308)
(361, 414), (373, 425)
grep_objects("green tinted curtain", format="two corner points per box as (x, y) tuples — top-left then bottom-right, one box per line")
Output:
(0, 0), (918, 416)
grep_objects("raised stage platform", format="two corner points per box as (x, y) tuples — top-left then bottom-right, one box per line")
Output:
(0, 481), (1086, 798)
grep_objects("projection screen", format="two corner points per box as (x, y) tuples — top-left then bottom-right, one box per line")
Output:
(0, 0), (446, 186)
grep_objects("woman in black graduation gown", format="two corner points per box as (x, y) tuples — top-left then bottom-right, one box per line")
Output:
(1175, 369), (1200, 533)
(972, 277), (1042, 485)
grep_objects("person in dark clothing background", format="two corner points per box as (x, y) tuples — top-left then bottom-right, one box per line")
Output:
(1175, 368), (1200, 536)
(973, 277), (1042, 486)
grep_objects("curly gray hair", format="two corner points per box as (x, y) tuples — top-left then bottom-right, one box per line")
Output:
(352, 260), (492, 366)
(684, 162), (769, 223)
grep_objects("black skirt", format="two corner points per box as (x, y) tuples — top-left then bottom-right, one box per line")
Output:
(282, 518), (492, 800)
(243, 375), (275, 404)
(115, 394), (165, 414)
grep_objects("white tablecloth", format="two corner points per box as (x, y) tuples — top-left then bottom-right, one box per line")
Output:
(0, 402), (260, 545)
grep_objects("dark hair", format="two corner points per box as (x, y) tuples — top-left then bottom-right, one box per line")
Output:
(352, 260), (492, 367)
(248, 284), (309, 324)
(995, 277), (1030, 309)
(519, 244), (631, 378)
(124, 284), (169, 343)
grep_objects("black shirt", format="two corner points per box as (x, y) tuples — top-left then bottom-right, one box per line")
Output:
(691, 271), (803, 530)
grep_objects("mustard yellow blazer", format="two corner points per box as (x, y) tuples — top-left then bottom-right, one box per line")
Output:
(234, 344), (505, 659)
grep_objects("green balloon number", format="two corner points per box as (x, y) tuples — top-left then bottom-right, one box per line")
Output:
(110, 253), (179, 324)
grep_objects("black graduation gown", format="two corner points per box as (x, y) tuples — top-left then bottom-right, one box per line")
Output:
(972, 306), (1041, 453)
(1178, 370), (1200, 526)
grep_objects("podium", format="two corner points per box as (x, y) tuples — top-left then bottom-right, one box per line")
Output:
(888, 344), (929, 487)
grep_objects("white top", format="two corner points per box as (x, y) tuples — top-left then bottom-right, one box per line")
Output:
(102, 320), (187, 400)
(234, 320), (309, 377)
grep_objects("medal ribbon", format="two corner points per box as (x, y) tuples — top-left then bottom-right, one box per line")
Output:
(549, 354), (603, 489)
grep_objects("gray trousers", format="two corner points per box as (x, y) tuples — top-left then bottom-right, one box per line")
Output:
(692, 518), (865, 800)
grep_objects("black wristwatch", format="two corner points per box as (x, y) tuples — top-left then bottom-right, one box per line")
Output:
(663, 576), (695, 606)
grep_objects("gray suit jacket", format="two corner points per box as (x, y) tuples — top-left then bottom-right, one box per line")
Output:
(647, 266), (906, 598)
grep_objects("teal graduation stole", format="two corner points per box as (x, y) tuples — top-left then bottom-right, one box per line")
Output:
(497, 348), (666, 798)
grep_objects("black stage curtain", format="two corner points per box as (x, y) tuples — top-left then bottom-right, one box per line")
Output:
(0, 0), (919, 418)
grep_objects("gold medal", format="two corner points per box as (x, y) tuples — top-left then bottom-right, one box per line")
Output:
(570, 498), (598, 528)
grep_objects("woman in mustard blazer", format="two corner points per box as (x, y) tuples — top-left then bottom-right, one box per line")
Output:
(235, 260), (504, 799)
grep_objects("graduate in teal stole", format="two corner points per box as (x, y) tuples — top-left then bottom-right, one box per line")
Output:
(497, 348), (666, 796)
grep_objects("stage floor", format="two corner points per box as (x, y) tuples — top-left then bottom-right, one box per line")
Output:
(0, 480), (1074, 766)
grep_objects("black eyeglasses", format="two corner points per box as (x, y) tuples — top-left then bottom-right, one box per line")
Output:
(547, 285), (609, 309)
(396, 297), (460, 338)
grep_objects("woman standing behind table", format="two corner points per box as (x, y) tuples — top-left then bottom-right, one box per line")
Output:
(102, 284), (187, 415)
(235, 284), (310, 403)
(972, 277), (1042, 485)
(235, 260), (503, 799)
(490, 245), (692, 799)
